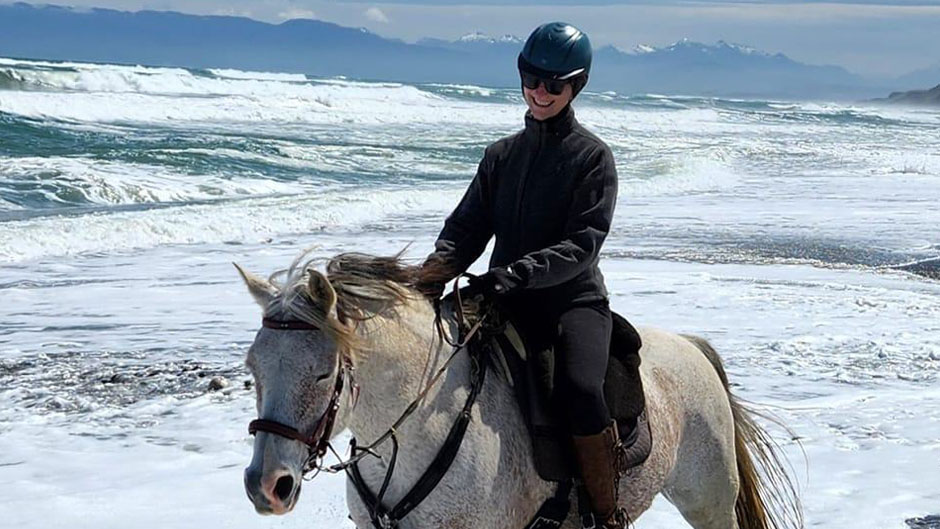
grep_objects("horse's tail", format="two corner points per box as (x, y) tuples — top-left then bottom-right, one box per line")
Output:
(682, 334), (804, 529)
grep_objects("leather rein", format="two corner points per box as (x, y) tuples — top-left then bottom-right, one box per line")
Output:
(247, 282), (489, 528)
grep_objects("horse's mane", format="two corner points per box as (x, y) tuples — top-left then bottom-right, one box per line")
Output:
(325, 251), (419, 318)
(264, 249), (433, 357)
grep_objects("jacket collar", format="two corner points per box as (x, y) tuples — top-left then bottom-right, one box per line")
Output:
(524, 104), (576, 140)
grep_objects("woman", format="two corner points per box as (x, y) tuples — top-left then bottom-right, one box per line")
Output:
(419, 22), (633, 529)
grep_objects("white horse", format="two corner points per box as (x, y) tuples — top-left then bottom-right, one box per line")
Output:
(238, 252), (801, 529)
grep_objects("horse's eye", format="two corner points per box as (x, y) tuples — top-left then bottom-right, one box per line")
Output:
(314, 372), (332, 383)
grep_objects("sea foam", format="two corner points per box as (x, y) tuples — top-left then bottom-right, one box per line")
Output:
(0, 186), (461, 263)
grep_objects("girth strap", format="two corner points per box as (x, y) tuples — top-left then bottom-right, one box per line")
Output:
(348, 351), (488, 528)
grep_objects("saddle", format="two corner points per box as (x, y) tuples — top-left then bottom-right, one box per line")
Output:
(445, 292), (652, 482)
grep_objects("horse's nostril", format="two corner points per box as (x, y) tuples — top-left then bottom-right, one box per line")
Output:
(274, 474), (294, 502)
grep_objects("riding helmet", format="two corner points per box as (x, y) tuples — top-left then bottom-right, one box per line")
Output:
(518, 22), (592, 96)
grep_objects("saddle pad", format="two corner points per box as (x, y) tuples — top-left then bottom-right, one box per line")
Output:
(490, 311), (650, 482)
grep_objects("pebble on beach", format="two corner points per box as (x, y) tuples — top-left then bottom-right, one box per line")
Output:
(907, 516), (940, 529)
(208, 376), (229, 391)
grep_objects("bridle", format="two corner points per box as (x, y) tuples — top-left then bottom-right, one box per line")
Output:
(247, 317), (359, 474)
(247, 281), (490, 528)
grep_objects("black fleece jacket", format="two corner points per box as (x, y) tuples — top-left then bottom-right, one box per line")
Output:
(431, 104), (618, 305)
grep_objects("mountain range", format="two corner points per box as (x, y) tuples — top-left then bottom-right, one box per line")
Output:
(0, 2), (931, 99)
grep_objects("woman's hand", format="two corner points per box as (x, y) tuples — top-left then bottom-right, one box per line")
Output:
(469, 265), (526, 296)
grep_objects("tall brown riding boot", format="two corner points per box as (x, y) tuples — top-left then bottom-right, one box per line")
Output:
(572, 421), (629, 529)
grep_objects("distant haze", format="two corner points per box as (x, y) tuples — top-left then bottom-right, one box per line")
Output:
(0, 3), (937, 98)
(5, 0), (940, 77)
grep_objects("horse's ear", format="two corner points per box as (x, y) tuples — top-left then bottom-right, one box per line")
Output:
(306, 269), (337, 317)
(234, 263), (277, 308)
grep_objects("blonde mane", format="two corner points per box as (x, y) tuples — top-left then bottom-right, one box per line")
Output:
(264, 250), (423, 358)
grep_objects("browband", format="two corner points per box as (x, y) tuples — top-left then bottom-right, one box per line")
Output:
(262, 318), (319, 331)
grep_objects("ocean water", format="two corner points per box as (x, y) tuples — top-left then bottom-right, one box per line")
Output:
(1, 56), (938, 528)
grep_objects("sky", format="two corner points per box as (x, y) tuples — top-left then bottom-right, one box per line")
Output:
(12, 1), (940, 77)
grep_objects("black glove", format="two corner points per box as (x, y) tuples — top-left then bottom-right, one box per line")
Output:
(469, 265), (526, 297)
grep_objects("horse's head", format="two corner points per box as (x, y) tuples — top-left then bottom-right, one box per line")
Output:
(236, 261), (354, 515)
(236, 252), (430, 515)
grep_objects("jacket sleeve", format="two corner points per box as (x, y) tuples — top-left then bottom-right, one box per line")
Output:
(511, 145), (617, 289)
(425, 150), (495, 281)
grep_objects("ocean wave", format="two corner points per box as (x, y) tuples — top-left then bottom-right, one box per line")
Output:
(0, 57), (751, 130)
(0, 57), (444, 103)
(421, 83), (494, 97)
(0, 63), (517, 126)
(0, 186), (462, 263)
(0, 91), (519, 128)
(0, 68), (28, 91)
(415, 83), (523, 104)
(618, 154), (740, 197)
(0, 156), (302, 209)
(0, 56), (99, 71)
(767, 102), (940, 127)
(9, 56), (931, 134)
(207, 68), (309, 82)
(0, 61), (200, 95)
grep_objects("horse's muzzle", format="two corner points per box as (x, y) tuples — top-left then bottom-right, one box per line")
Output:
(244, 464), (300, 515)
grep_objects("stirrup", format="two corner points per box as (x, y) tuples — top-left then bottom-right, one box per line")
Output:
(580, 512), (597, 529)
(602, 508), (630, 529)
(583, 508), (629, 529)
(579, 504), (630, 529)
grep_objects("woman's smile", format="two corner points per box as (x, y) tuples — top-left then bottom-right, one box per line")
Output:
(524, 83), (573, 120)
(532, 96), (554, 107)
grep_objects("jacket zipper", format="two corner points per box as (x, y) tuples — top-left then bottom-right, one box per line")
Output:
(514, 129), (543, 250)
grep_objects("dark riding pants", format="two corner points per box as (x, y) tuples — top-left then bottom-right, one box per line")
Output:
(507, 299), (613, 436)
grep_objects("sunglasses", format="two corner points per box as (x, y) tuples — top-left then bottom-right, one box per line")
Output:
(520, 72), (570, 96)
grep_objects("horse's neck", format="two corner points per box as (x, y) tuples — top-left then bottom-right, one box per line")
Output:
(336, 300), (553, 528)
(342, 298), (455, 442)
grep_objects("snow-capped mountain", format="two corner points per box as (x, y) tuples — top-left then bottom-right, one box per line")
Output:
(629, 44), (657, 55)
(0, 4), (907, 98)
(621, 40), (763, 56)
(456, 32), (524, 45)
(662, 39), (761, 56)
(604, 39), (789, 64)
(417, 32), (524, 53)
(590, 39), (875, 97)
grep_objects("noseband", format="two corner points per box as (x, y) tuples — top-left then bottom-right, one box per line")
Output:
(247, 317), (358, 472)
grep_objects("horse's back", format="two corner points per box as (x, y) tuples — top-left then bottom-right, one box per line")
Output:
(635, 327), (732, 420)
(628, 327), (740, 527)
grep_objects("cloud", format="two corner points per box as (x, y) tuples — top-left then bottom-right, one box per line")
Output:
(278, 8), (317, 20)
(365, 6), (389, 23)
